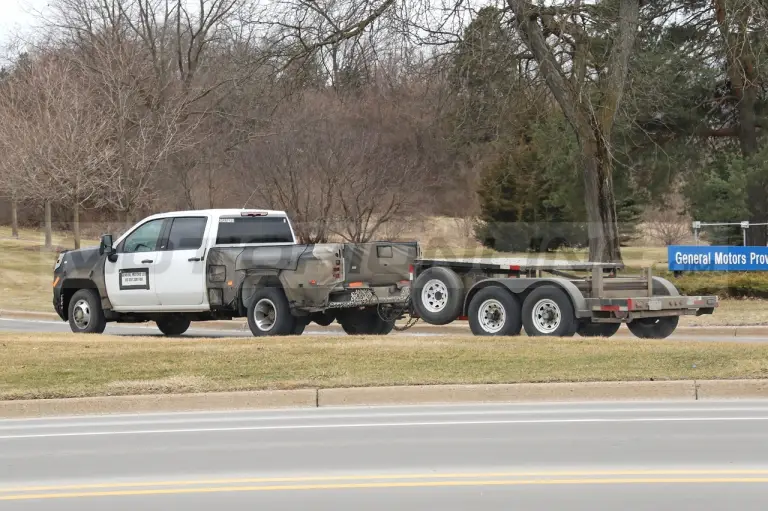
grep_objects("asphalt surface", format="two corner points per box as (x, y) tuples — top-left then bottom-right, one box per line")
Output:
(2, 401), (768, 509)
(0, 317), (766, 342)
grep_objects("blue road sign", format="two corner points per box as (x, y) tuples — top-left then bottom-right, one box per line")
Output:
(668, 245), (768, 271)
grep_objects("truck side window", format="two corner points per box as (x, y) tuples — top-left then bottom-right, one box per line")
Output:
(121, 219), (165, 253)
(166, 217), (207, 250)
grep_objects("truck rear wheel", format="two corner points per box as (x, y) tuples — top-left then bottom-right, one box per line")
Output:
(576, 322), (621, 338)
(412, 267), (464, 325)
(247, 288), (297, 336)
(338, 308), (394, 335)
(68, 289), (107, 334)
(522, 286), (577, 337)
(156, 315), (191, 336)
(467, 287), (522, 336)
(627, 316), (678, 339)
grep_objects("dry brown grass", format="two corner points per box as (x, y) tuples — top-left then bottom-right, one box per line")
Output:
(2, 332), (767, 400)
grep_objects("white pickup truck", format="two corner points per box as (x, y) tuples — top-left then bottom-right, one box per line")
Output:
(53, 209), (418, 336)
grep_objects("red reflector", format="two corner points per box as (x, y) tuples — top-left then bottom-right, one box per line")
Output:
(509, 265), (520, 271)
(457, 315), (468, 321)
(601, 305), (621, 311)
(627, 299), (634, 310)
(309, 280), (317, 286)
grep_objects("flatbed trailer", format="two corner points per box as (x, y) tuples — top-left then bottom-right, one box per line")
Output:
(408, 257), (718, 338)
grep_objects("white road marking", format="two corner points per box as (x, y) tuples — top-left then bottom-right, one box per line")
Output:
(2, 416), (768, 440)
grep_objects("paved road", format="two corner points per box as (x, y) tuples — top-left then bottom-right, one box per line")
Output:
(0, 317), (766, 342)
(2, 401), (768, 509)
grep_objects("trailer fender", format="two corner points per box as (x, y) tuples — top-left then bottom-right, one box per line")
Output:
(463, 278), (590, 318)
(651, 276), (680, 297)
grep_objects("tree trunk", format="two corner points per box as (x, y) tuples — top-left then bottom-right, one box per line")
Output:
(582, 136), (622, 262)
(10, 197), (18, 238)
(44, 201), (52, 249)
(73, 202), (81, 250)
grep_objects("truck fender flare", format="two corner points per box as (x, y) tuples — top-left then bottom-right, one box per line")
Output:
(239, 272), (282, 313)
(463, 278), (589, 318)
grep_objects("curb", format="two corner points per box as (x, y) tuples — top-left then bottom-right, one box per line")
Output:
(3, 380), (768, 419)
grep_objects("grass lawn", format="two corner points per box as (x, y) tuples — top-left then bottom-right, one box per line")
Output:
(2, 333), (768, 400)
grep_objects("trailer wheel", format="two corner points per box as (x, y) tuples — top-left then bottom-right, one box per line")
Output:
(627, 316), (679, 339)
(247, 288), (297, 336)
(468, 287), (522, 336)
(156, 315), (191, 336)
(412, 267), (464, 325)
(338, 308), (394, 335)
(522, 286), (577, 337)
(576, 321), (621, 338)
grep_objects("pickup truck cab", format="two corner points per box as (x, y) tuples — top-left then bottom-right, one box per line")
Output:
(53, 209), (418, 336)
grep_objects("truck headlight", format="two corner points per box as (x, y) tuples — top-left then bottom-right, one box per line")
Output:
(208, 265), (226, 282)
(54, 254), (64, 271)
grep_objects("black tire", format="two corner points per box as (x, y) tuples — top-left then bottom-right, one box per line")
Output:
(310, 312), (335, 327)
(156, 315), (191, 336)
(338, 308), (395, 335)
(293, 318), (309, 336)
(522, 285), (577, 337)
(411, 267), (465, 325)
(627, 316), (679, 339)
(247, 287), (297, 336)
(467, 286), (522, 336)
(68, 289), (107, 334)
(577, 321), (621, 338)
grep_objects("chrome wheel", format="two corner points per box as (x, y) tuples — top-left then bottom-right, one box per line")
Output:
(421, 279), (449, 313)
(532, 298), (561, 334)
(253, 298), (277, 332)
(478, 299), (506, 334)
(72, 299), (91, 330)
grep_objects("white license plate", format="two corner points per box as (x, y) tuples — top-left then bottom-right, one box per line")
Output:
(648, 299), (662, 311)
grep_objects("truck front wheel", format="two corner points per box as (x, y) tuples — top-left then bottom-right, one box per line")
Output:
(627, 316), (678, 339)
(68, 289), (107, 334)
(247, 288), (297, 336)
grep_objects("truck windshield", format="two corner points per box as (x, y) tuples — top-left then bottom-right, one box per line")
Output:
(215, 216), (294, 244)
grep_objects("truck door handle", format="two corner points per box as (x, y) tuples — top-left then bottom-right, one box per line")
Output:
(188, 257), (201, 262)
(141, 259), (153, 264)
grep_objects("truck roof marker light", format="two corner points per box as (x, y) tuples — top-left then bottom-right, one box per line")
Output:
(241, 211), (268, 217)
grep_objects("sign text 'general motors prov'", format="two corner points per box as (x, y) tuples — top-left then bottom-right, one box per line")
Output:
(668, 246), (768, 271)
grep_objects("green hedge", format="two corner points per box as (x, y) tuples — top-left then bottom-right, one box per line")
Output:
(668, 272), (768, 299)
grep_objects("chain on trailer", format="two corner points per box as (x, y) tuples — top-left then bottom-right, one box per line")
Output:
(369, 288), (420, 331)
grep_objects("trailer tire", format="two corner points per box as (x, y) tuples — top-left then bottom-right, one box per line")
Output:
(522, 286), (577, 337)
(576, 321), (621, 338)
(68, 289), (107, 334)
(338, 308), (394, 335)
(247, 288), (297, 336)
(412, 267), (464, 325)
(156, 315), (191, 336)
(468, 287), (522, 336)
(627, 316), (678, 339)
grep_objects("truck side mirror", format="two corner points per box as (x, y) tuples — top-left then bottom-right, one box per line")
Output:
(99, 234), (115, 257)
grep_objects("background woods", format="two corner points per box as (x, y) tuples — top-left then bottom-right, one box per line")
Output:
(1, 0), (767, 259)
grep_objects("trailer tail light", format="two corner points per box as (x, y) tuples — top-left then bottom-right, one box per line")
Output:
(509, 265), (520, 271)
(409, 264), (414, 281)
(333, 260), (341, 280)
